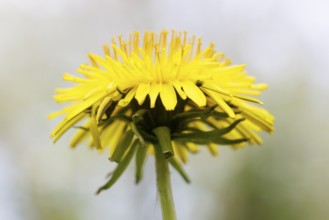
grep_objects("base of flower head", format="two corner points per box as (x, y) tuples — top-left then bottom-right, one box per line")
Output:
(96, 98), (250, 193)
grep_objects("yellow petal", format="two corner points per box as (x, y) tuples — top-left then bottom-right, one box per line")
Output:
(90, 115), (102, 150)
(211, 65), (245, 79)
(88, 53), (113, 72)
(66, 90), (110, 121)
(118, 88), (137, 107)
(135, 83), (150, 105)
(207, 144), (219, 156)
(218, 64), (245, 74)
(149, 83), (161, 108)
(202, 88), (235, 118)
(233, 94), (263, 104)
(251, 83), (268, 90)
(51, 113), (86, 143)
(160, 84), (177, 110)
(96, 96), (113, 123)
(228, 88), (261, 96)
(48, 106), (73, 119)
(186, 143), (199, 153)
(173, 142), (188, 163)
(106, 122), (127, 157)
(240, 107), (274, 133)
(172, 80), (187, 100)
(181, 81), (206, 106)
(62, 73), (86, 83)
(202, 80), (232, 96)
(236, 122), (263, 144)
(70, 120), (91, 148)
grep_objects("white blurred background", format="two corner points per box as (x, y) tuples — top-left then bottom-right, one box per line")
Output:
(1, 0), (329, 219)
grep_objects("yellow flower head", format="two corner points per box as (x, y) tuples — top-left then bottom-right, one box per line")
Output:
(49, 30), (274, 192)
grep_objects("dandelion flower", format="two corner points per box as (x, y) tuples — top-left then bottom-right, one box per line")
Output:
(49, 30), (274, 220)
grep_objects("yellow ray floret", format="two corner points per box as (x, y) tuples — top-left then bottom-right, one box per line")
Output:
(52, 30), (270, 117)
(50, 30), (274, 163)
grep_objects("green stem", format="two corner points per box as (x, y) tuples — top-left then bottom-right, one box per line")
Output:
(154, 144), (177, 220)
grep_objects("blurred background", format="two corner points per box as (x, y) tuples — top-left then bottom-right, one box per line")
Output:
(1, 0), (329, 219)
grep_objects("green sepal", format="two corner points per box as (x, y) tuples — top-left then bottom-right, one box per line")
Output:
(110, 130), (134, 163)
(170, 106), (217, 122)
(96, 140), (138, 194)
(132, 109), (155, 127)
(171, 106), (238, 123)
(179, 117), (217, 131)
(153, 126), (174, 159)
(174, 137), (248, 146)
(98, 115), (131, 127)
(97, 105), (131, 126)
(173, 107), (236, 132)
(211, 110), (237, 119)
(130, 122), (146, 147)
(168, 157), (191, 183)
(139, 130), (157, 143)
(212, 137), (249, 145)
(135, 142), (147, 184)
(132, 109), (148, 123)
(172, 118), (245, 142)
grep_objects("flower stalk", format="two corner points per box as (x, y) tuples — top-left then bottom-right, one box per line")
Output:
(154, 142), (177, 220)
